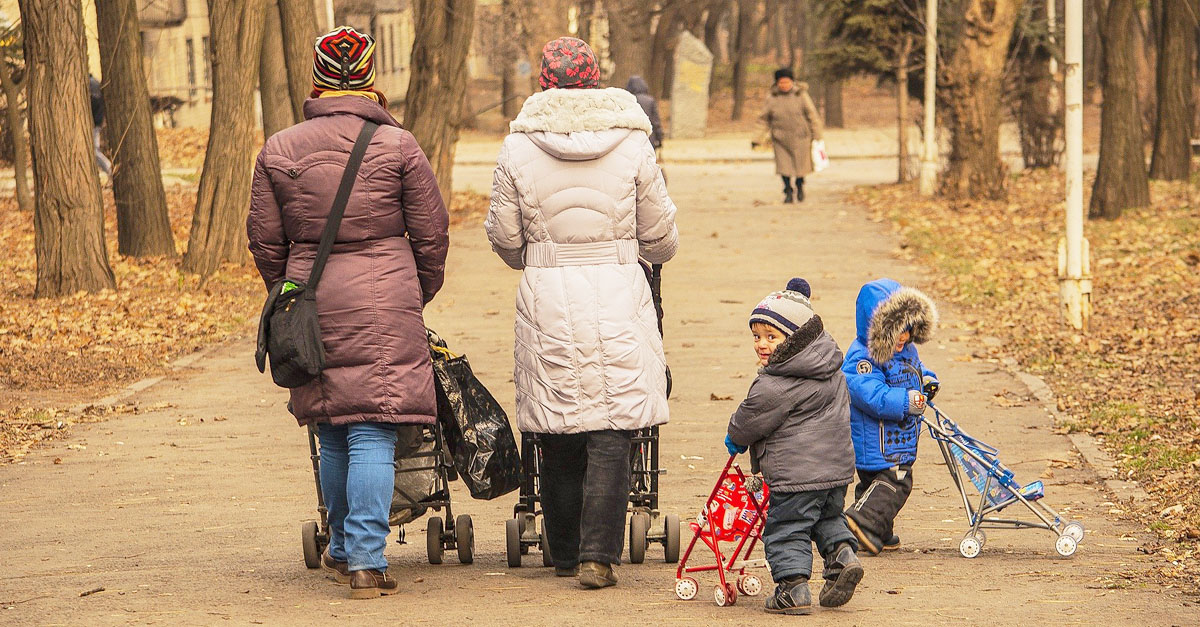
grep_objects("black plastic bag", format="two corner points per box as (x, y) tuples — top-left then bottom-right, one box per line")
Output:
(428, 330), (521, 500)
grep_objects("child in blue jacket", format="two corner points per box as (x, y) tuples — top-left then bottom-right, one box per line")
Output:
(842, 279), (939, 555)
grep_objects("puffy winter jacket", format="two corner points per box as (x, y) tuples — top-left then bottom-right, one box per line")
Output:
(485, 87), (679, 434)
(727, 317), (855, 493)
(843, 279), (938, 471)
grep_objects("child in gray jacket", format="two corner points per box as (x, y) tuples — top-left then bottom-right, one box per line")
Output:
(726, 278), (862, 615)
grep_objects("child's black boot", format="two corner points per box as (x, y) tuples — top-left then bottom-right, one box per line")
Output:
(819, 543), (863, 607)
(765, 576), (811, 615)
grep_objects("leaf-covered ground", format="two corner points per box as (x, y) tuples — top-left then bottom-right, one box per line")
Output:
(852, 168), (1200, 592)
(0, 187), (488, 464)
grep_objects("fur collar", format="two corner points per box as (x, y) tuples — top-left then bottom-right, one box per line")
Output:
(510, 87), (653, 135)
(768, 316), (824, 366)
(770, 81), (810, 97)
(867, 288), (938, 364)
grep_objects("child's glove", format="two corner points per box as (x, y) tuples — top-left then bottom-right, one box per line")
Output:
(907, 390), (928, 415)
(725, 434), (747, 456)
(922, 376), (939, 401)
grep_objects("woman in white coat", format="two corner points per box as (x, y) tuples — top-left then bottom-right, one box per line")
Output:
(486, 37), (679, 589)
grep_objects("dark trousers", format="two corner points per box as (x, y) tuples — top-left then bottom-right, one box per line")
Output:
(763, 487), (857, 583)
(781, 175), (805, 192)
(540, 429), (633, 568)
(846, 465), (914, 543)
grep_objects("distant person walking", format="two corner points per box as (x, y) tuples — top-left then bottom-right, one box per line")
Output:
(88, 74), (112, 178)
(486, 37), (679, 590)
(247, 26), (449, 600)
(755, 68), (823, 203)
(625, 75), (664, 157)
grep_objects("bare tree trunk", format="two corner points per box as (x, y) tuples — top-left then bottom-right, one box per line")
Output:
(577, 0), (595, 43)
(941, 0), (1025, 200)
(1148, 0), (1196, 180)
(704, 0), (729, 63)
(1090, 0), (1151, 219)
(405, 0), (475, 207)
(825, 79), (844, 128)
(96, 0), (176, 258)
(182, 0), (267, 276)
(18, 0), (116, 296)
(730, 0), (756, 120)
(0, 60), (32, 213)
(607, 0), (654, 89)
(897, 40), (912, 183)
(277, 0), (320, 120)
(259, 0), (295, 137)
(647, 2), (683, 99)
(1013, 0), (1063, 169)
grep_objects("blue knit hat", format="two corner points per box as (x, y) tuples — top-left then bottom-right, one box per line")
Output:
(749, 278), (814, 336)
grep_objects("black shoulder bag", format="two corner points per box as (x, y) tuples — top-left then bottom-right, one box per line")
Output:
(255, 121), (379, 388)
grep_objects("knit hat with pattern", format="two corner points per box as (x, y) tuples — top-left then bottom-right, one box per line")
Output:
(539, 37), (601, 90)
(749, 278), (814, 336)
(312, 26), (376, 92)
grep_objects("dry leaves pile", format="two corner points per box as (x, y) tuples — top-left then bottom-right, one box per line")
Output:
(853, 169), (1200, 591)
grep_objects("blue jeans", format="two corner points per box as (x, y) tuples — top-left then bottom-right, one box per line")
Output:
(317, 422), (397, 572)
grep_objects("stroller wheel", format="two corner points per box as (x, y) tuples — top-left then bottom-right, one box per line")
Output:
(736, 574), (763, 597)
(663, 514), (681, 563)
(629, 513), (650, 564)
(714, 582), (737, 607)
(1063, 521), (1085, 543)
(1055, 534), (1078, 557)
(675, 577), (698, 600)
(427, 516), (445, 565)
(455, 515), (474, 565)
(958, 534), (982, 559)
(301, 521), (321, 569)
(973, 530), (987, 547)
(505, 518), (522, 568)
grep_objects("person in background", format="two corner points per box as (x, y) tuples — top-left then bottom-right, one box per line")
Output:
(247, 26), (449, 600)
(754, 68), (823, 204)
(625, 75), (664, 159)
(88, 74), (112, 178)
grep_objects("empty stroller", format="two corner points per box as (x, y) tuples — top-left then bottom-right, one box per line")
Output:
(674, 455), (770, 606)
(504, 263), (680, 567)
(924, 404), (1085, 558)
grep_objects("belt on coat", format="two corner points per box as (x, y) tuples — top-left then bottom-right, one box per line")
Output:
(523, 240), (640, 267)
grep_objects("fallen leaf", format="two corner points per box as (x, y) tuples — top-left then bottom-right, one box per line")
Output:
(710, 393), (733, 401)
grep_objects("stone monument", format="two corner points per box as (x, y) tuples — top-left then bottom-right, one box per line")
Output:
(670, 31), (713, 139)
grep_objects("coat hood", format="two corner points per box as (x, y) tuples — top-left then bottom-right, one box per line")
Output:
(625, 75), (650, 95)
(762, 317), (843, 380)
(854, 278), (938, 364)
(524, 128), (635, 161)
(510, 87), (653, 135)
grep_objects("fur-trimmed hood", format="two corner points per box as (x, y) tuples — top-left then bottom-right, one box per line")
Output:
(762, 316), (842, 380)
(855, 279), (938, 364)
(510, 87), (653, 135)
(769, 81), (810, 97)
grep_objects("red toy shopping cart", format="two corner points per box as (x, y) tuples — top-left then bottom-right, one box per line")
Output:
(674, 455), (770, 606)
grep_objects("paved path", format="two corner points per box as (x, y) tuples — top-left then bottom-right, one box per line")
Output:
(2, 159), (1194, 625)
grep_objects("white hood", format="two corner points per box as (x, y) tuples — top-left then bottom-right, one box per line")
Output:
(509, 87), (653, 162)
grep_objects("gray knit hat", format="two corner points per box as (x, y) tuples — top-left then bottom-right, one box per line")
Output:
(749, 278), (814, 336)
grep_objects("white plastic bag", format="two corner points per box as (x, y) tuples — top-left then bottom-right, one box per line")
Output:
(811, 139), (830, 172)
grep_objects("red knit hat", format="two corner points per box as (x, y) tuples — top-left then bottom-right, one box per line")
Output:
(539, 37), (601, 90)
(312, 26), (376, 92)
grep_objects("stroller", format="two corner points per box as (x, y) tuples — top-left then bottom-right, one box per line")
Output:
(924, 403), (1085, 558)
(674, 455), (770, 607)
(300, 417), (475, 569)
(504, 263), (681, 567)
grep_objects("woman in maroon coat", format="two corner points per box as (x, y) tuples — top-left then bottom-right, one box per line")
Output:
(246, 27), (449, 599)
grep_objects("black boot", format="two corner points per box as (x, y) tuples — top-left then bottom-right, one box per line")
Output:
(796, 180), (805, 202)
(783, 188), (794, 203)
(883, 534), (900, 551)
(764, 576), (811, 615)
(819, 543), (863, 607)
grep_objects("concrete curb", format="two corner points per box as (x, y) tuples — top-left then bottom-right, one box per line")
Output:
(996, 352), (1152, 503)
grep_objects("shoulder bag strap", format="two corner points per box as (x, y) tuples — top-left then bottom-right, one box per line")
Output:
(306, 120), (379, 292)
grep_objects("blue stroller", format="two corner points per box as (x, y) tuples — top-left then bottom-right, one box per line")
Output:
(924, 404), (1085, 558)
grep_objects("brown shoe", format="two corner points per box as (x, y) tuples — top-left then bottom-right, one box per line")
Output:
(321, 549), (350, 584)
(578, 561), (617, 589)
(349, 569), (398, 599)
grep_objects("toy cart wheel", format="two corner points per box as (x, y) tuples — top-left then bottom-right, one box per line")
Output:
(973, 530), (987, 547)
(675, 577), (698, 600)
(714, 582), (737, 607)
(1063, 521), (1085, 543)
(629, 513), (650, 564)
(455, 515), (474, 565)
(427, 516), (444, 565)
(959, 535), (981, 559)
(1055, 534), (1077, 557)
(663, 514), (680, 563)
(737, 574), (763, 597)
(540, 526), (553, 567)
(505, 518), (522, 568)
(302, 521), (321, 569)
